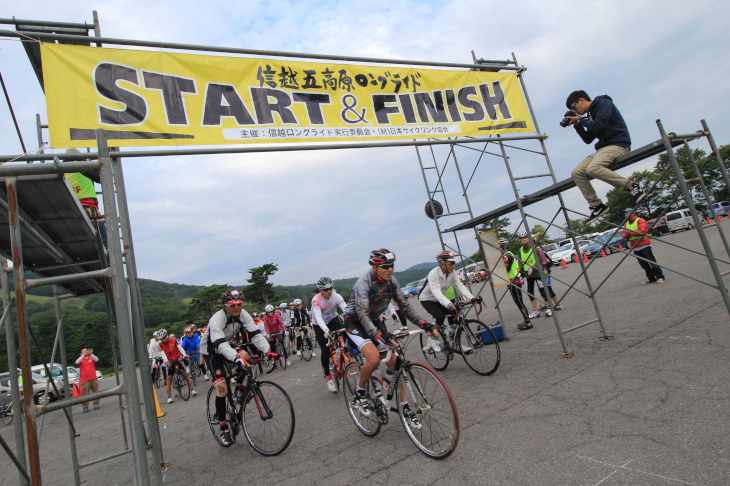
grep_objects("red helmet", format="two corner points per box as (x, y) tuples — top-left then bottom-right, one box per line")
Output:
(221, 290), (244, 306)
(368, 248), (396, 268)
(436, 251), (456, 263)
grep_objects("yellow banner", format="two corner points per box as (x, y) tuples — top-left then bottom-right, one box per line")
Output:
(41, 43), (535, 148)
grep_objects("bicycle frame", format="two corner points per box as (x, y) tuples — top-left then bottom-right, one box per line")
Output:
(328, 330), (355, 378)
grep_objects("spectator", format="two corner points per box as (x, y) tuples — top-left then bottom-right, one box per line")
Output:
(621, 207), (665, 284)
(498, 237), (532, 330)
(75, 347), (100, 412)
(565, 91), (644, 224)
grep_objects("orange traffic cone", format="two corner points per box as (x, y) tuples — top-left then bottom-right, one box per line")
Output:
(707, 217), (711, 225)
(561, 258), (567, 269)
(719, 215), (724, 222)
(583, 252), (589, 263)
(618, 242), (624, 250)
(601, 249), (607, 257)
(72, 381), (80, 398)
(153, 387), (167, 419)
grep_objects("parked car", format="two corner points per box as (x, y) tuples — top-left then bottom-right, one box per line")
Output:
(582, 231), (627, 259)
(666, 208), (695, 232)
(0, 370), (64, 404)
(67, 365), (102, 381)
(401, 281), (420, 298)
(707, 201), (730, 218)
(31, 363), (80, 387)
(541, 242), (559, 258)
(647, 216), (669, 237)
(551, 240), (590, 264)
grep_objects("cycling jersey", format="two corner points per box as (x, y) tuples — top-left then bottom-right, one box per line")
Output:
(147, 338), (164, 359)
(290, 307), (310, 328)
(419, 266), (474, 308)
(311, 291), (347, 332)
(263, 313), (286, 335)
(343, 270), (424, 340)
(181, 333), (200, 354)
(279, 310), (291, 329)
(201, 308), (270, 362)
(157, 337), (186, 363)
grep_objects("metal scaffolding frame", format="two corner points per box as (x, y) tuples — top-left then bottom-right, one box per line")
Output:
(420, 54), (730, 357)
(2, 11), (728, 486)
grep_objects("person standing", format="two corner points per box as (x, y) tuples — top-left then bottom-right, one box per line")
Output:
(565, 91), (645, 224)
(75, 347), (100, 412)
(621, 207), (666, 284)
(498, 238), (532, 330)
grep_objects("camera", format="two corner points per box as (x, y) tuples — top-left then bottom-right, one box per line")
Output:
(560, 110), (578, 128)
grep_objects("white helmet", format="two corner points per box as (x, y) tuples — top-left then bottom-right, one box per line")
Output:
(279, 303), (287, 309)
(264, 304), (274, 313)
(293, 298), (302, 306)
(153, 329), (168, 340)
(517, 231), (528, 238)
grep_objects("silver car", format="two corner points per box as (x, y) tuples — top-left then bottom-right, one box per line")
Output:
(0, 370), (64, 404)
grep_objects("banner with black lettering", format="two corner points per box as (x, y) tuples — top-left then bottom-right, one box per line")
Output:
(41, 43), (535, 148)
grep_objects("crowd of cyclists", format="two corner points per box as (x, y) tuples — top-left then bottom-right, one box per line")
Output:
(146, 247), (505, 450)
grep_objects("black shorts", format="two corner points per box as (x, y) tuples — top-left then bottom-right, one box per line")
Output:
(343, 317), (387, 351)
(206, 353), (233, 386)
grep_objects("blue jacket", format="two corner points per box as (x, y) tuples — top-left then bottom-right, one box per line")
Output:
(574, 95), (631, 150)
(181, 333), (200, 354)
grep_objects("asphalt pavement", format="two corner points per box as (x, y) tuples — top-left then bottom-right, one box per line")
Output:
(2, 222), (730, 485)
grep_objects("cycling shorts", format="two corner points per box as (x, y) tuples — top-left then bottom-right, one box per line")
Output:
(343, 317), (388, 352)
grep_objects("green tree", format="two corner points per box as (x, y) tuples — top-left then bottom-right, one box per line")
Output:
(530, 224), (552, 244)
(243, 263), (278, 304)
(475, 216), (511, 238)
(183, 284), (229, 325)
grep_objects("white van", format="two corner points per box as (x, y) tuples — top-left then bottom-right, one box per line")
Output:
(665, 209), (694, 233)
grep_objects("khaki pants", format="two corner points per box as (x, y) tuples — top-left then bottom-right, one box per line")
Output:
(571, 145), (630, 207)
(81, 378), (100, 408)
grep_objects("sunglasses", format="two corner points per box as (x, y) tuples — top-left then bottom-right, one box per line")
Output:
(379, 263), (394, 270)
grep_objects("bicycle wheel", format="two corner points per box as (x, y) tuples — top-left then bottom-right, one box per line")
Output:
(395, 363), (459, 459)
(264, 352), (275, 373)
(1, 406), (13, 425)
(175, 370), (191, 401)
(301, 338), (313, 361)
(341, 362), (381, 437)
(276, 342), (287, 370)
(206, 386), (237, 446)
(189, 363), (198, 387)
(242, 381), (295, 456)
(419, 332), (450, 371)
(458, 320), (501, 376)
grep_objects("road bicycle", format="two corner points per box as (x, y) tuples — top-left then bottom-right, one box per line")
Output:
(326, 328), (362, 393)
(151, 358), (164, 389)
(419, 301), (501, 376)
(342, 329), (459, 459)
(186, 353), (206, 386)
(293, 327), (313, 361)
(265, 333), (288, 373)
(170, 360), (191, 401)
(205, 352), (295, 455)
(1, 399), (19, 425)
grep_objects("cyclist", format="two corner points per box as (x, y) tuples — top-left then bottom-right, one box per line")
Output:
(278, 303), (291, 330)
(419, 251), (482, 353)
(311, 277), (348, 392)
(498, 237), (532, 330)
(181, 326), (209, 381)
(290, 298), (315, 357)
(155, 328), (198, 403)
(342, 248), (437, 426)
(148, 333), (166, 382)
(200, 290), (276, 447)
(263, 304), (290, 366)
(251, 312), (267, 335)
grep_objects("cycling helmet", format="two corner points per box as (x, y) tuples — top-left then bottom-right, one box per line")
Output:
(293, 298), (302, 306)
(221, 289), (244, 306)
(316, 277), (334, 290)
(190, 324), (197, 332)
(279, 303), (287, 309)
(184, 326), (193, 333)
(153, 329), (168, 340)
(498, 237), (509, 247)
(517, 231), (528, 238)
(264, 304), (275, 313)
(252, 312), (259, 318)
(436, 250), (456, 263)
(368, 248), (396, 267)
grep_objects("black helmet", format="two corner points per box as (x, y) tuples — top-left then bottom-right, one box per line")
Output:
(436, 250), (456, 263)
(221, 289), (244, 306)
(316, 277), (333, 290)
(368, 248), (396, 267)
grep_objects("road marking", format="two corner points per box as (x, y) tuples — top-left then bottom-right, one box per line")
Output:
(577, 455), (694, 485)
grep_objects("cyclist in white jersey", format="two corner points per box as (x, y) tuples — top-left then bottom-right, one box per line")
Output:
(311, 277), (348, 392)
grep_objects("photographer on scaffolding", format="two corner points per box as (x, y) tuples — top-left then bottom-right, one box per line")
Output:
(564, 90), (644, 224)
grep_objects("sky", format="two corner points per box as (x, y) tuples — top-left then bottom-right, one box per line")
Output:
(1, 1), (729, 287)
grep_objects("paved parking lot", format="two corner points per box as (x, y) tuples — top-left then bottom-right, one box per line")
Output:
(2, 223), (730, 485)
